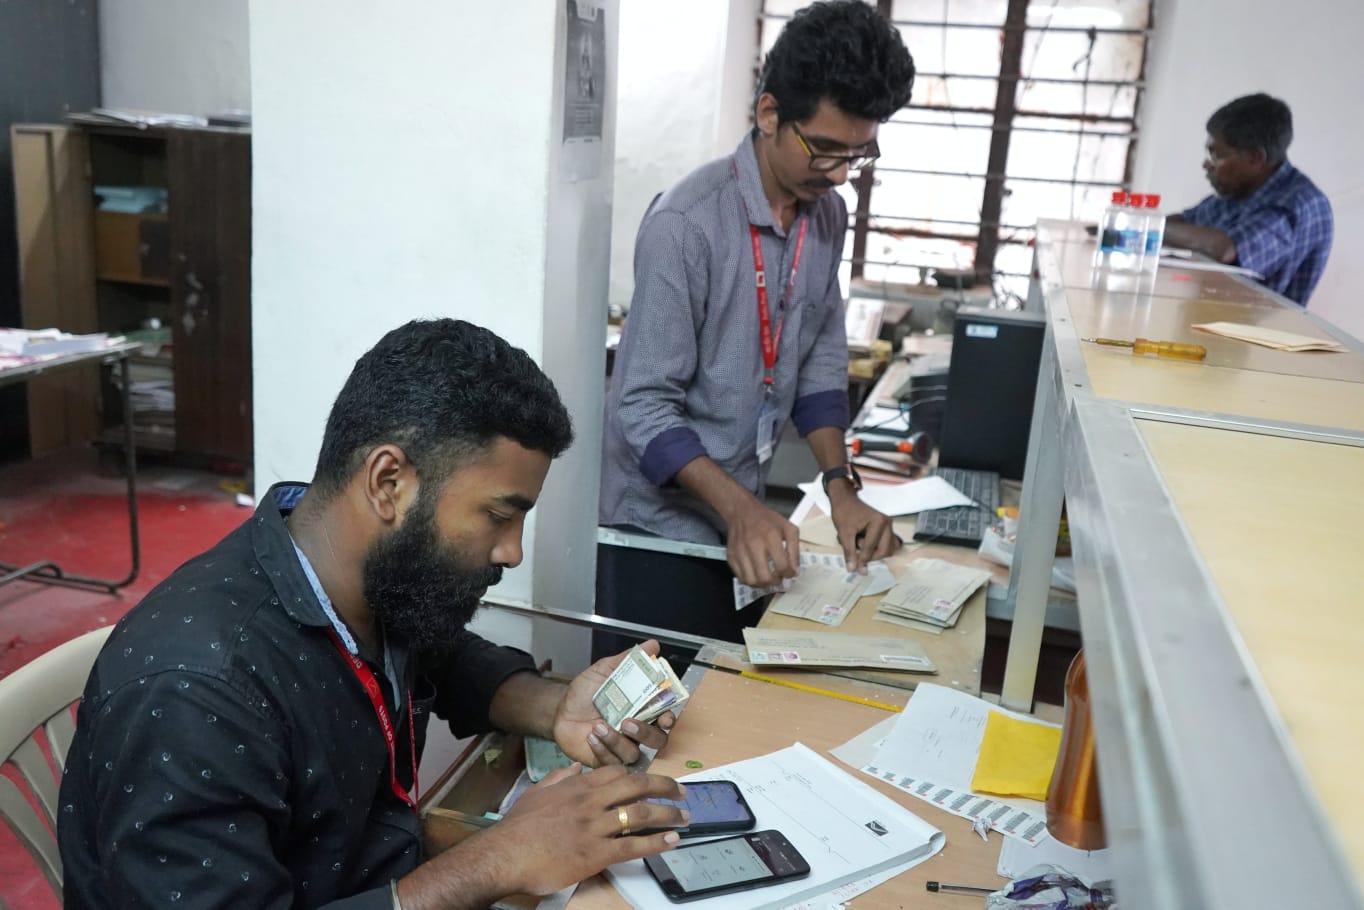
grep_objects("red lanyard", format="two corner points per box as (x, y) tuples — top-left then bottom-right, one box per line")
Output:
(733, 156), (809, 390)
(326, 630), (418, 812)
(746, 216), (807, 390)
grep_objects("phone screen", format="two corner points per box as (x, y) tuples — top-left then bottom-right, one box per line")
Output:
(645, 829), (810, 902)
(647, 780), (756, 837)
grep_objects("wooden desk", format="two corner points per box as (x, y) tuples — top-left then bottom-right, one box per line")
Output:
(0, 340), (141, 591)
(756, 535), (993, 697)
(1005, 220), (1364, 908)
(566, 669), (1007, 909)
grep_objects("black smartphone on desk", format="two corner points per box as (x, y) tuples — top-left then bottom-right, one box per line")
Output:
(644, 829), (810, 902)
(644, 779), (756, 838)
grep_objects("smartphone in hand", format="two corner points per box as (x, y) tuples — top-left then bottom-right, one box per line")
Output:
(645, 779), (756, 838)
(644, 829), (810, 902)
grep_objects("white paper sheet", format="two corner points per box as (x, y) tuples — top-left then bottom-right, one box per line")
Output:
(605, 743), (944, 910)
(997, 836), (1112, 884)
(797, 475), (971, 519)
(860, 684), (1058, 845)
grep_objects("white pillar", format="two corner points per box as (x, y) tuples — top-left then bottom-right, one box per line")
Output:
(609, 0), (759, 313)
(250, 0), (619, 670)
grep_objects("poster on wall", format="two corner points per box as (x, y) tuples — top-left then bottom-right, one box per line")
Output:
(560, 0), (606, 182)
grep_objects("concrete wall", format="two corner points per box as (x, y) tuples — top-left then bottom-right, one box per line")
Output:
(250, 0), (617, 666)
(99, 0), (250, 115)
(1132, 0), (1364, 338)
(609, 0), (759, 313)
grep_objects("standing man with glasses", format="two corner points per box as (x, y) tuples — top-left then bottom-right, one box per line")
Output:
(597, 0), (916, 662)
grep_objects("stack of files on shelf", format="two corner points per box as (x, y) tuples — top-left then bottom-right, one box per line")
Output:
(111, 359), (175, 431)
(80, 107), (209, 129)
(0, 328), (114, 358)
(875, 557), (991, 633)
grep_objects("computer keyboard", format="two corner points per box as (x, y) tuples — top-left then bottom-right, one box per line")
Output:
(912, 466), (1001, 547)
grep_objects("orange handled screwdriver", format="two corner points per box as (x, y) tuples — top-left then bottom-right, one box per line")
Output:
(1084, 337), (1207, 361)
(850, 431), (933, 463)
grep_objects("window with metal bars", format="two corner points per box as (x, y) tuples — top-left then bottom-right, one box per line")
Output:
(759, 0), (1154, 305)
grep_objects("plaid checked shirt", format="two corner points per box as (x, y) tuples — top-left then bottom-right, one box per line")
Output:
(1182, 160), (1333, 305)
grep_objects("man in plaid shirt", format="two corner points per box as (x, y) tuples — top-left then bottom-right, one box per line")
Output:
(1164, 93), (1332, 305)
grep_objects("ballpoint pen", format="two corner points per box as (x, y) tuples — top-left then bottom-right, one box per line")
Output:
(926, 881), (997, 895)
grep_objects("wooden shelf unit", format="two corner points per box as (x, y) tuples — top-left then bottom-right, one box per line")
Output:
(11, 121), (252, 465)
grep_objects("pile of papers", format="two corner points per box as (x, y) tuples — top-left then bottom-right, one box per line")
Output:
(591, 645), (689, 731)
(0, 328), (114, 358)
(841, 683), (1061, 846)
(875, 557), (991, 632)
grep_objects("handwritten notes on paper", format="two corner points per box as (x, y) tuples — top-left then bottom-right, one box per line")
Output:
(859, 684), (1061, 845)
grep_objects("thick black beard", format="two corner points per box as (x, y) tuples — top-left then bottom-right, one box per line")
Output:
(361, 494), (503, 652)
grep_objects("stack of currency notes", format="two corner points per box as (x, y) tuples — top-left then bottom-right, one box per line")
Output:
(591, 645), (690, 731)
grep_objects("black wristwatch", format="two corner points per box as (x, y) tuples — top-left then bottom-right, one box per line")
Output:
(821, 462), (862, 495)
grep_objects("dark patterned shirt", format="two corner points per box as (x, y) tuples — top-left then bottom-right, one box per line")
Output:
(1182, 160), (1333, 305)
(58, 483), (537, 909)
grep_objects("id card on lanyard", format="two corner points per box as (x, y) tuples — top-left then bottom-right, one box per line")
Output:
(737, 160), (808, 464)
(326, 629), (419, 812)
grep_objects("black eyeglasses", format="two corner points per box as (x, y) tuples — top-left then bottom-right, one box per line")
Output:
(790, 123), (880, 173)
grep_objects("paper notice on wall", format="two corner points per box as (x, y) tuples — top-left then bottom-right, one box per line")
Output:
(560, 0), (606, 181)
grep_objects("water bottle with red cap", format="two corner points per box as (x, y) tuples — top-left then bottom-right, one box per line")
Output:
(1139, 193), (1165, 275)
(1096, 190), (1142, 272)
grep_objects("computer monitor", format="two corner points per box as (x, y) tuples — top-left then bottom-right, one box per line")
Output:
(937, 306), (1045, 480)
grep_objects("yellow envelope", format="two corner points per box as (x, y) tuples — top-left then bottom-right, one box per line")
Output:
(970, 710), (1063, 801)
(1192, 321), (1346, 353)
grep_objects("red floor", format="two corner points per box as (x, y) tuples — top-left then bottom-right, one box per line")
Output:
(0, 449), (250, 909)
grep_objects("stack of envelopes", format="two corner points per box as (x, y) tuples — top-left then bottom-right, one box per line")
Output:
(875, 557), (991, 632)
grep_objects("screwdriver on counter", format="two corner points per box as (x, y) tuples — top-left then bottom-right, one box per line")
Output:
(1082, 336), (1208, 361)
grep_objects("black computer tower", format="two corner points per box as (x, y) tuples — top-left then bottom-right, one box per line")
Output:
(937, 306), (1045, 480)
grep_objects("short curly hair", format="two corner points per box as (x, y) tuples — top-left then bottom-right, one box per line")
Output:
(311, 319), (574, 498)
(757, 0), (916, 125)
(1207, 93), (1293, 167)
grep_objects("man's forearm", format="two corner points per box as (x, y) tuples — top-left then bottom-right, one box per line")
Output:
(487, 670), (565, 740)
(674, 455), (761, 526)
(1162, 219), (1237, 263)
(805, 426), (849, 473)
(397, 827), (517, 910)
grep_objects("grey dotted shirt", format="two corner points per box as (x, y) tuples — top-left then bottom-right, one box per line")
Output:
(58, 483), (536, 909)
(600, 133), (851, 544)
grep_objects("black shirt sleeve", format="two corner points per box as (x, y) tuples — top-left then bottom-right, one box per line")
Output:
(419, 630), (538, 738)
(67, 668), (390, 910)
